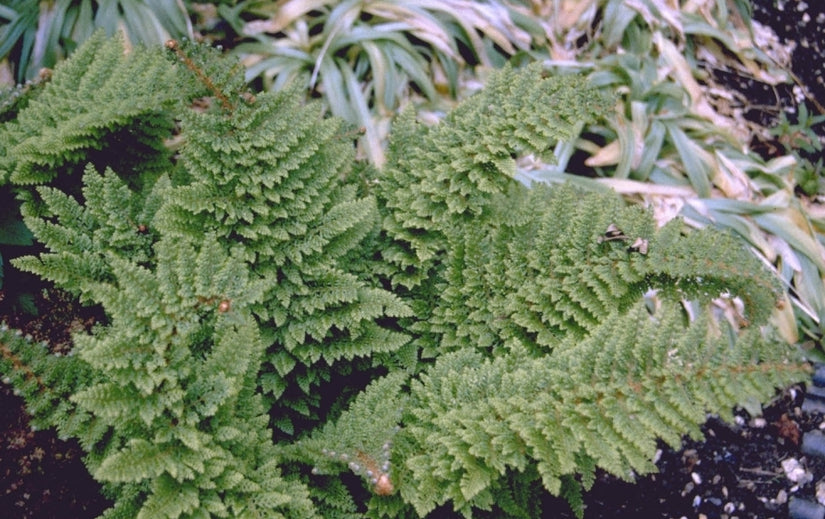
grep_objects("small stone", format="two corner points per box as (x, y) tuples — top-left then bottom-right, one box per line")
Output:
(807, 385), (825, 400)
(752, 417), (767, 428)
(789, 498), (825, 519)
(802, 431), (825, 459)
(782, 458), (813, 485)
(692, 472), (703, 485)
(778, 489), (789, 504)
(803, 387), (825, 414)
(724, 501), (736, 513)
(817, 481), (825, 506)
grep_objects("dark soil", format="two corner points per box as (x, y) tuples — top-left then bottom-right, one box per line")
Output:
(0, 289), (111, 518)
(751, 0), (825, 105)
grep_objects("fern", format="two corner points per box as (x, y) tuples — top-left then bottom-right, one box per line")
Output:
(376, 64), (610, 289)
(312, 303), (803, 517)
(299, 64), (804, 518)
(10, 32), (414, 437)
(13, 164), (162, 302)
(151, 79), (413, 432)
(0, 34), (809, 519)
(0, 31), (183, 187)
(59, 235), (314, 518)
(0, 324), (96, 437)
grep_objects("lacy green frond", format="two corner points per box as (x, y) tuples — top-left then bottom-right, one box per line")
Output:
(13, 164), (159, 300)
(385, 302), (806, 517)
(424, 183), (783, 358)
(157, 86), (364, 266)
(315, 170), (800, 516)
(291, 372), (407, 500)
(153, 82), (412, 424)
(306, 477), (362, 519)
(377, 64), (610, 289)
(69, 260), (316, 517)
(0, 31), (181, 186)
(0, 324), (95, 435)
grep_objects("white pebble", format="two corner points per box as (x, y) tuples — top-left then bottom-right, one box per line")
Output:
(652, 449), (662, 464)
(691, 472), (702, 485)
(816, 481), (825, 506)
(782, 458), (813, 485)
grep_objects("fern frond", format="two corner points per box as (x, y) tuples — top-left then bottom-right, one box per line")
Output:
(12, 164), (160, 300)
(377, 64), (609, 288)
(0, 324), (96, 435)
(425, 184), (783, 358)
(0, 32), (181, 185)
(394, 302), (805, 515)
(152, 84), (413, 425)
